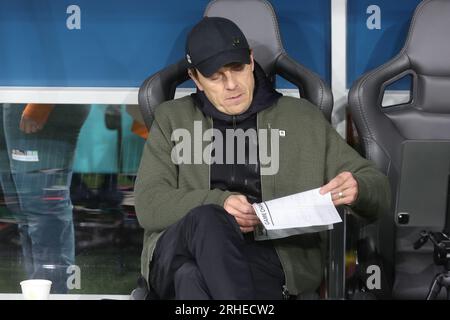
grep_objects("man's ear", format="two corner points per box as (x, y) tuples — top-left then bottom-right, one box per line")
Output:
(249, 50), (255, 72)
(188, 69), (204, 91)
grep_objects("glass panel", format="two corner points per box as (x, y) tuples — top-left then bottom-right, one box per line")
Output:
(381, 74), (413, 108)
(0, 103), (145, 295)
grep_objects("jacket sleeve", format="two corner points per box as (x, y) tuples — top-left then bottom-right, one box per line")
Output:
(134, 112), (235, 232)
(323, 120), (391, 221)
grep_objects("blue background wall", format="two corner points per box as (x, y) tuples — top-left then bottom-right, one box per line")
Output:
(347, 0), (422, 89)
(2, 1), (427, 173)
(0, 0), (331, 88)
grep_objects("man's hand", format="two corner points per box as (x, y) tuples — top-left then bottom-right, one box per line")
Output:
(20, 104), (54, 134)
(319, 171), (358, 206)
(20, 115), (45, 134)
(224, 194), (260, 233)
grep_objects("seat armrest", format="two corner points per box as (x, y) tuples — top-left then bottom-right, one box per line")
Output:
(326, 206), (379, 299)
(326, 206), (346, 299)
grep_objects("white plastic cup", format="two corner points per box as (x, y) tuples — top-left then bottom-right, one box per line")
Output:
(20, 279), (52, 300)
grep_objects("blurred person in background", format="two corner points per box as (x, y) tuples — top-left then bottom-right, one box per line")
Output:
(0, 103), (89, 293)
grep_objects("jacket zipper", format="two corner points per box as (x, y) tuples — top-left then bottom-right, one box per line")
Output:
(231, 115), (236, 185)
(208, 117), (212, 190)
(257, 115), (290, 300)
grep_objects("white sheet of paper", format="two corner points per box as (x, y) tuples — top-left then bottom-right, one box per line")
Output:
(252, 188), (342, 231)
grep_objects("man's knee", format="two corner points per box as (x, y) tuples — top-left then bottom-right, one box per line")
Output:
(174, 261), (200, 284)
(174, 261), (211, 299)
(185, 204), (231, 227)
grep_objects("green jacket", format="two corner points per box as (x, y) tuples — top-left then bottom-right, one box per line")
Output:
(135, 95), (390, 296)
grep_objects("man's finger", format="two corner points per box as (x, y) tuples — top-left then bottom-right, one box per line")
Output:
(328, 174), (358, 200)
(320, 179), (339, 195)
(26, 123), (35, 134)
(235, 196), (255, 214)
(226, 207), (259, 222)
(235, 217), (259, 228)
(236, 195), (250, 204)
(331, 186), (358, 206)
(240, 226), (254, 233)
(320, 172), (352, 195)
(227, 198), (254, 214)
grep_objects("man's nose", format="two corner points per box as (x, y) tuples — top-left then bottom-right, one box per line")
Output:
(223, 72), (238, 90)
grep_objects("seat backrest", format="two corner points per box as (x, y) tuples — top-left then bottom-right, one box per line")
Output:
(204, 0), (283, 75)
(348, 0), (450, 299)
(138, 0), (333, 129)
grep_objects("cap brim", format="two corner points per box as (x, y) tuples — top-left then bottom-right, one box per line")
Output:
(196, 48), (250, 77)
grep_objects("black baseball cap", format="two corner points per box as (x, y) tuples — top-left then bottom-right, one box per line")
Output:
(185, 17), (250, 77)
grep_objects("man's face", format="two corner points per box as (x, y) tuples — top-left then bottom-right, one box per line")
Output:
(190, 54), (255, 115)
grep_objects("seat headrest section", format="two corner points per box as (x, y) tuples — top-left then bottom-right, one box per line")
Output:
(404, 0), (450, 76)
(204, 0), (284, 74)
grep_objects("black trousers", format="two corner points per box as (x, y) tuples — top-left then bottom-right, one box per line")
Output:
(149, 204), (285, 300)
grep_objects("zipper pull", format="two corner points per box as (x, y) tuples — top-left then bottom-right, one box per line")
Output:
(282, 284), (290, 300)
